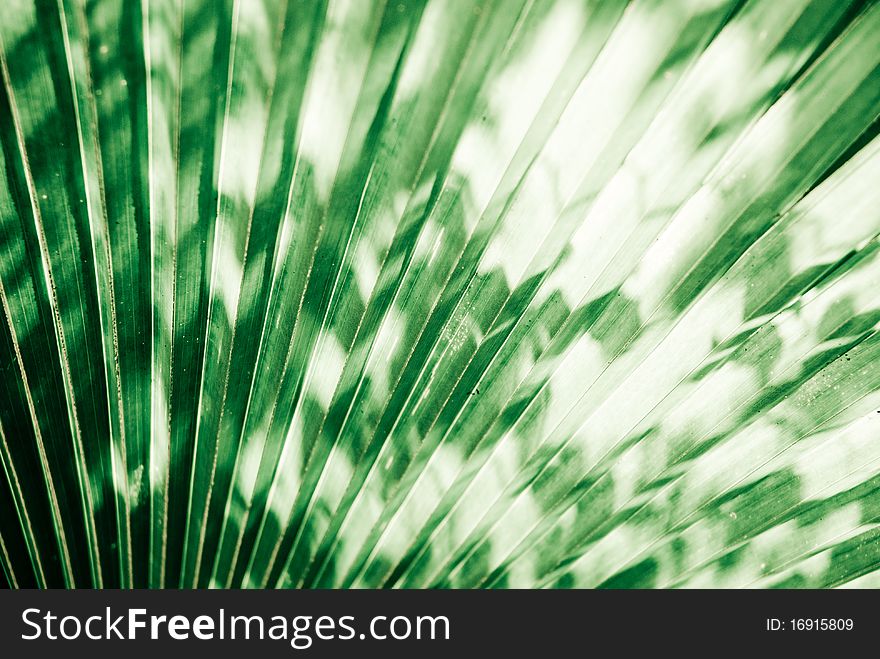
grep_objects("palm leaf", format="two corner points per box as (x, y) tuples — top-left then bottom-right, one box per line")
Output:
(0, 0), (878, 589)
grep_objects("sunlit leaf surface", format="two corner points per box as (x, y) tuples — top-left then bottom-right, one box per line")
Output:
(0, 0), (879, 589)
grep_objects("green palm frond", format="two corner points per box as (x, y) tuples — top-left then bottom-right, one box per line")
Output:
(0, 0), (879, 589)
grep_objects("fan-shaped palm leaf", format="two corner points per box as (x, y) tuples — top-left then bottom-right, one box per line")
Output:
(0, 0), (879, 589)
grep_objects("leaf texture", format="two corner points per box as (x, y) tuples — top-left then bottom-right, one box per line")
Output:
(0, 0), (879, 589)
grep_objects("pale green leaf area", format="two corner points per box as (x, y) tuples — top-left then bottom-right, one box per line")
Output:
(0, 0), (878, 589)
